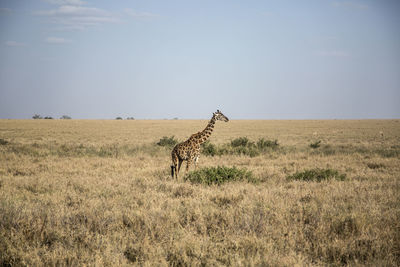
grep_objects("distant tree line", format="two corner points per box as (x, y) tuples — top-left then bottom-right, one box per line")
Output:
(116, 117), (135, 120)
(32, 114), (72, 119)
(32, 114), (138, 120)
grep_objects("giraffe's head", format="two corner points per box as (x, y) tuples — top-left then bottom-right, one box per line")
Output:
(213, 110), (229, 122)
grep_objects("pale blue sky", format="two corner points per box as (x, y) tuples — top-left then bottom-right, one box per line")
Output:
(0, 0), (399, 119)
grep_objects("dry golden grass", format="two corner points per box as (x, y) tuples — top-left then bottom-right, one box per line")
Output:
(0, 119), (399, 266)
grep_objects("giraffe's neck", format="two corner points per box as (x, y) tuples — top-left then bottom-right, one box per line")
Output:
(193, 116), (216, 144)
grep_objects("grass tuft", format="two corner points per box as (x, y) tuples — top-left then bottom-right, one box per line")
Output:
(366, 162), (385, 169)
(124, 246), (145, 263)
(184, 166), (257, 185)
(0, 138), (9, 145)
(309, 140), (321, 149)
(287, 168), (346, 182)
(256, 138), (279, 150)
(173, 185), (194, 198)
(330, 216), (360, 238)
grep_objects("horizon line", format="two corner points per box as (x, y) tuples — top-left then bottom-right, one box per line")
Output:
(0, 117), (399, 121)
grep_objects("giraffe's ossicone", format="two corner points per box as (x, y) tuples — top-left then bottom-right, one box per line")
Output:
(171, 110), (229, 179)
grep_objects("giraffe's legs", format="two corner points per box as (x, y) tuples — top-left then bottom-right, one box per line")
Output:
(194, 155), (199, 170)
(171, 152), (179, 179)
(177, 159), (183, 179)
(186, 160), (192, 173)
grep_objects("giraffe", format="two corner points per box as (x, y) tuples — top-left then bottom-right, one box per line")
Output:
(171, 110), (229, 179)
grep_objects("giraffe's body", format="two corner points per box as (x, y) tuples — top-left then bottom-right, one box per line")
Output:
(171, 110), (229, 179)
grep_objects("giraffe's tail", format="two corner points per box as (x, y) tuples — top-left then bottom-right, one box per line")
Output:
(171, 165), (176, 178)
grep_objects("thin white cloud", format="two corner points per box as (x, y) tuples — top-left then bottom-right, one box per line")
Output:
(45, 37), (72, 44)
(332, 1), (369, 10)
(315, 50), (349, 57)
(35, 5), (111, 17)
(124, 8), (159, 19)
(35, 3), (157, 32)
(5, 41), (26, 47)
(42, 0), (86, 6)
(34, 4), (120, 31)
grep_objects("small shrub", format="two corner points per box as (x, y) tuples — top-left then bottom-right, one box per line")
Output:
(32, 114), (42, 119)
(228, 137), (260, 157)
(200, 137), (279, 157)
(157, 136), (178, 147)
(211, 194), (244, 207)
(126, 117), (135, 120)
(257, 138), (279, 150)
(60, 115), (71, 119)
(231, 137), (251, 147)
(124, 246), (145, 263)
(309, 140), (321, 149)
(376, 147), (400, 158)
(173, 185), (193, 198)
(330, 216), (360, 238)
(201, 140), (217, 156)
(44, 116), (53, 119)
(287, 168), (346, 182)
(115, 117), (123, 120)
(0, 139), (9, 145)
(184, 166), (256, 185)
(366, 162), (385, 169)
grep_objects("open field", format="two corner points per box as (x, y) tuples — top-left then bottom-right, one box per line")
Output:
(1, 119), (399, 266)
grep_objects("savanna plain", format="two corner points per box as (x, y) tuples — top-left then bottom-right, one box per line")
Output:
(0, 119), (399, 266)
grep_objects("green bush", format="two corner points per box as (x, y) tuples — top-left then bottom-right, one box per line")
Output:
(231, 137), (251, 147)
(200, 137), (279, 157)
(229, 137), (257, 157)
(257, 138), (279, 150)
(287, 168), (346, 182)
(201, 140), (217, 156)
(376, 147), (400, 158)
(32, 114), (42, 119)
(366, 162), (385, 169)
(0, 139), (9, 145)
(184, 166), (256, 185)
(309, 140), (322, 149)
(157, 136), (178, 147)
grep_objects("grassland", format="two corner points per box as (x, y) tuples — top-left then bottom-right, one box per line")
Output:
(0, 119), (399, 266)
